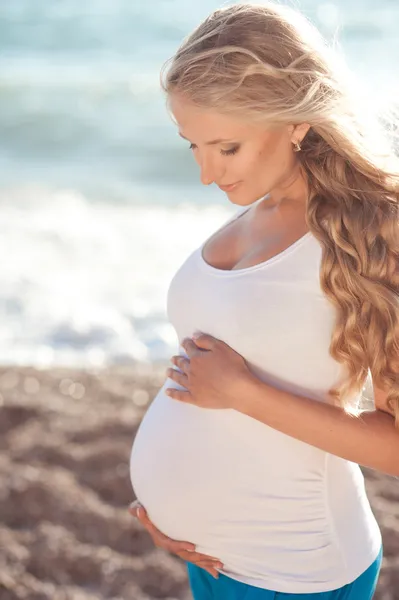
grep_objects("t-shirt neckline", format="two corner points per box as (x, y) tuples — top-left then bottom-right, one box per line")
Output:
(197, 203), (312, 276)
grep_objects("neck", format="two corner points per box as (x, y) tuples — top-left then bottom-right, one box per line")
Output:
(263, 163), (309, 213)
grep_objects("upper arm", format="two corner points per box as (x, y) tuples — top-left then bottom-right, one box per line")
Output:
(373, 380), (396, 417)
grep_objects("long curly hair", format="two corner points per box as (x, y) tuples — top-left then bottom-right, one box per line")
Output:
(160, 2), (399, 425)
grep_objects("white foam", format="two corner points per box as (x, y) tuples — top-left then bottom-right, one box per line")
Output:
(0, 184), (233, 367)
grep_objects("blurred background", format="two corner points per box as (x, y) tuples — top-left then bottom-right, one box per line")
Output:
(0, 0), (398, 369)
(1, 2), (399, 600)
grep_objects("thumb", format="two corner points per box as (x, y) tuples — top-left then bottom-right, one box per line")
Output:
(191, 332), (215, 349)
(128, 500), (143, 517)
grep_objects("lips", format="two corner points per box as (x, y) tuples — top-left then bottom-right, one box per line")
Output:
(218, 181), (241, 192)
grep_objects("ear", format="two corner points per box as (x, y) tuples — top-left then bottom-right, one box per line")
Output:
(291, 122), (311, 144)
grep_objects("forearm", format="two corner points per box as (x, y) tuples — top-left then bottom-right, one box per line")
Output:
(238, 376), (399, 477)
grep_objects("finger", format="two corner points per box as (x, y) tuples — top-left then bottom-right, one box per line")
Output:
(173, 540), (197, 552)
(135, 510), (200, 555)
(177, 549), (222, 564)
(184, 557), (220, 579)
(172, 356), (190, 374)
(135, 506), (150, 523)
(165, 388), (193, 402)
(133, 509), (207, 559)
(198, 557), (223, 568)
(130, 506), (158, 535)
(167, 367), (188, 387)
(195, 561), (222, 575)
(137, 509), (170, 542)
(190, 333), (218, 350)
(136, 510), (193, 555)
(181, 337), (199, 355)
(197, 564), (220, 579)
(128, 500), (142, 517)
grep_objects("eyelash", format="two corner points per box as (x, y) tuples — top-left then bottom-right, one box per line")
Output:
(189, 143), (239, 156)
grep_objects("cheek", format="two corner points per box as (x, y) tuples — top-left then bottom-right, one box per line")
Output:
(244, 146), (277, 181)
(257, 136), (292, 176)
(234, 134), (291, 184)
(238, 148), (266, 176)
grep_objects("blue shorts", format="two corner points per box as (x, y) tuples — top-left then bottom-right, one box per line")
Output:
(187, 545), (383, 599)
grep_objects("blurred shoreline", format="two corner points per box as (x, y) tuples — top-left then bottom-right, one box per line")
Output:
(1, 363), (398, 599)
(1, 0), (399, 371)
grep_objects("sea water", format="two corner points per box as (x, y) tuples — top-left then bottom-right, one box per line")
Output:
(0, 0), (398, 367)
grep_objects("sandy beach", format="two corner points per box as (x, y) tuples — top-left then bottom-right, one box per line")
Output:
(1, 364), (398, 599)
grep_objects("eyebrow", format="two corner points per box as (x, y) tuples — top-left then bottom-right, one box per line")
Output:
(178, 132), (236, 145)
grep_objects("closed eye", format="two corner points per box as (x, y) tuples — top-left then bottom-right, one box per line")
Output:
(189, 143), (239, 156)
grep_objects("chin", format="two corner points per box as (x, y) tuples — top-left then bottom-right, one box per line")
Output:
(227, 195), (261, 207)
(228, 199), (251, 206)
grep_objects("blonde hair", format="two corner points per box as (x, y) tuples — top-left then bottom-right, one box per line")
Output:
(160, 2), (399, 425)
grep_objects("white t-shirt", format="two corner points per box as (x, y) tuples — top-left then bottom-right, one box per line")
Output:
(130, 201), (382, 594)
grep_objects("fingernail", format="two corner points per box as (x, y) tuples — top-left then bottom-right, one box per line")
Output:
(128, 501), (142, 517)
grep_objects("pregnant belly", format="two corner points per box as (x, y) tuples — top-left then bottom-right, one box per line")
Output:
(130, 379), (235, 544)
(129, 379), (328, 553)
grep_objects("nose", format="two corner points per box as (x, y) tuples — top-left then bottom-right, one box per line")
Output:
(197, 153), (221, 186)
(200, 170), (214, 186)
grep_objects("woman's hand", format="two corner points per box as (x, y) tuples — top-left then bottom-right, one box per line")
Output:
(165, 332), (256, 410)
(128, 501), (223, 579)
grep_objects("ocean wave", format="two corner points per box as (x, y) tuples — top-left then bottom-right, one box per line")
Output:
(0, 183), (229, 367)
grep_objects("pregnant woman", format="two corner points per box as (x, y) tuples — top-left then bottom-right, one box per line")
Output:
(130, 2), (399, 599)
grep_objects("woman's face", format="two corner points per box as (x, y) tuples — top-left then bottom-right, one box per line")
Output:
(169, 93), (309, 207)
